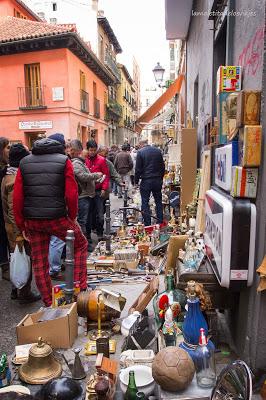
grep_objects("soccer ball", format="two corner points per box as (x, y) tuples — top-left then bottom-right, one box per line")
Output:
(152, 347), (195, 392)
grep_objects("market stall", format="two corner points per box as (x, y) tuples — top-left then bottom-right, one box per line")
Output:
(0, 65), (261, 399)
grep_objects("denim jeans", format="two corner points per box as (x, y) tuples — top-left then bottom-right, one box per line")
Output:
(86, 192), (105, 237)
(140, 178), (163, 226)
(118, 173), (131, 196)
(78, 196), (93, 236)
(49, 235), (65, 274)
(111, 180), (118, 194)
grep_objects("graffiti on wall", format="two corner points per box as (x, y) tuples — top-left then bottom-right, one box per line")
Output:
(237, 26), (264, 77)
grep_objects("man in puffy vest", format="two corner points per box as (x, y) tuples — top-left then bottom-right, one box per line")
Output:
(13, 136), (88, 307)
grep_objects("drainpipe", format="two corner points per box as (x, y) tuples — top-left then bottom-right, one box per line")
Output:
(64, 230), (75, 304)
(226, 0), (235, 65)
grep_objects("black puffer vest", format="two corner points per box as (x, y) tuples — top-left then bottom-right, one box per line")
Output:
(19, 138), (68, 220)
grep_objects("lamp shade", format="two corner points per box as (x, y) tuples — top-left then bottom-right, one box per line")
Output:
(152, 62), (165, 83)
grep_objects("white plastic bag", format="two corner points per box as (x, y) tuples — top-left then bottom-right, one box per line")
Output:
(10, 245), (31, 289)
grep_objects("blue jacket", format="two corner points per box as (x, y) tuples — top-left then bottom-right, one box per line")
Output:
(135, 145), (165, 184)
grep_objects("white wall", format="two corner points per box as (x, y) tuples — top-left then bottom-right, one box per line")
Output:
(24, 0), (99, 54)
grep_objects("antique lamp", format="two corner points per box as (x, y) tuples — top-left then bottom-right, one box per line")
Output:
(85, 289), (126, 355)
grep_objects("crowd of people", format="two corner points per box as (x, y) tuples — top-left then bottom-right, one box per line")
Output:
(0, 134), (165, 307)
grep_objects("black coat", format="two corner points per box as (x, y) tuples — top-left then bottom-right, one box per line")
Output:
(135, 145), (165, 184)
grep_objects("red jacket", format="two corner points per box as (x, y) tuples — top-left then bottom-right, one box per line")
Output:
(85, 154), (110, 191)
(13, 159), (78, 231)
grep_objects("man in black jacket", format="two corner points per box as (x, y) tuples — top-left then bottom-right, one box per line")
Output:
(135, 140), (165, 226)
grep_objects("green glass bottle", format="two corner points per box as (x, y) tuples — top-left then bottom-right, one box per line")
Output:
(166, 274), (175, 304)
(125, 371), (138, 400)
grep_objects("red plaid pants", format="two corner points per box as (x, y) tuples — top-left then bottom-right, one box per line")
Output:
(25, 217), (88, 306)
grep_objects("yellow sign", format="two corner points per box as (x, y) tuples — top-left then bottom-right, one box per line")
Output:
(167, 128), (175, 138)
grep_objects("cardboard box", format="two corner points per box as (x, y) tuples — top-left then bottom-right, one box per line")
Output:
(217, 66), (241, 95)
(16, 303), (78, 349)
(231, 166), (258, 198)
(239, 125), (262, 167)
(236, 90), (261, 128)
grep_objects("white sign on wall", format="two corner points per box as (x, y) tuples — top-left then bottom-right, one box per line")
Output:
(19, 121), (53, 130)
(87, 119), (95, 127)
(52, 87), (64, 101)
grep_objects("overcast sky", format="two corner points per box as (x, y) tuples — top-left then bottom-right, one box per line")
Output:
(98, 0), (170, 90)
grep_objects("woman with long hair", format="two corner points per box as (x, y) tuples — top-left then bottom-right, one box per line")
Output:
(0, 137), (10, 267)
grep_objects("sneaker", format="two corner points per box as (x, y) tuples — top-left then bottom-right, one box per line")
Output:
(118, 194), (122, 198)
(19, 292), (41, 305)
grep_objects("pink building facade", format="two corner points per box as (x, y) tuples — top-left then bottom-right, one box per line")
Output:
(0, 15), (115, 147)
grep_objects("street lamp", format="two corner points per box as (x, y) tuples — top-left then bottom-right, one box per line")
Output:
(152, 62), (165, 85)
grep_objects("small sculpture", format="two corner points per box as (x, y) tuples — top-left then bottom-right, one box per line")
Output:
(162, 306), (181, 347)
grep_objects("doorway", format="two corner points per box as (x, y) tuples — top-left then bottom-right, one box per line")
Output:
(25, 131), (45, 149)
(81, 126), (88, 148)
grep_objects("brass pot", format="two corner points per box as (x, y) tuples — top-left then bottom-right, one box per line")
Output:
(19, 337), (62, 385)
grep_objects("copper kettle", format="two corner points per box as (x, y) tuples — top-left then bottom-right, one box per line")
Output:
(19, 337), (62, 384)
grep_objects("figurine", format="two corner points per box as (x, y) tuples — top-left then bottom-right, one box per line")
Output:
(162, 306), (181, 347)
(0, 354), (11, 388)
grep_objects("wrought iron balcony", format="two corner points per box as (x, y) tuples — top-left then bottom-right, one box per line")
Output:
(104, 52), (121, 83)
(18, 86), (47, 109)
(94, 97), (100, 118)
(106, 98), (122, 118)
(80, 89), (89, 113)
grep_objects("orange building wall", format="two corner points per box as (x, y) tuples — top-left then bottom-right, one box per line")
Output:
(0, 0), (39, 20)
(0, 47), (109, 146)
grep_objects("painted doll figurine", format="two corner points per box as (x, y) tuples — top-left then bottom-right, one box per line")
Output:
(162, 306), (181, 347)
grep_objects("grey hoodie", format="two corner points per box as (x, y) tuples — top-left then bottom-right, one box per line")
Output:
(72, 157), (101, 198)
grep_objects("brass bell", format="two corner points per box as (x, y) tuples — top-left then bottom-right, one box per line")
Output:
(19, 337), (62, 384)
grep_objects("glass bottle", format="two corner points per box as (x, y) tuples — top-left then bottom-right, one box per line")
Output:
(136, 392), (146, 399)
(195, 328), (216, 388)
(181, 281), (208, 345)
(125, 370), (138, 400)
(153, 273), (186, 328)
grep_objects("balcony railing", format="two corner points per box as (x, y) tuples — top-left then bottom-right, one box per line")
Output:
(18, 86), (46, 109)
(106, 98), (122, 118)
(80, 89), (89, 113)
(104, 52), (121, 83)
(94, 98), (100, 118)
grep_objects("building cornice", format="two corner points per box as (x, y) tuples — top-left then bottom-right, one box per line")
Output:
(97, 16), (122, 54)
(0, 32), (115, 86)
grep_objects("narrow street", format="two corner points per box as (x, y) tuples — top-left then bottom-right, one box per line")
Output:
(0, 0), (266, 399)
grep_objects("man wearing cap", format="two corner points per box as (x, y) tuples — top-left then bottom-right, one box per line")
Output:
(13, 134), (88, 307)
